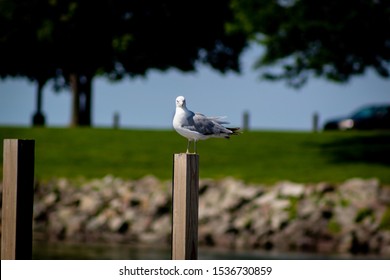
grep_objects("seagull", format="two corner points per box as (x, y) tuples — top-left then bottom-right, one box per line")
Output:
(173, 96), (240, 154)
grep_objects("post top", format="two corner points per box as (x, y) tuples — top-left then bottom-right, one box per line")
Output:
(174, 153), (199, 158)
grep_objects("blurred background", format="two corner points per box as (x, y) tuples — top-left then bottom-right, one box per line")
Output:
(0, 0), (389, 260)
(1, 44), (389, 131)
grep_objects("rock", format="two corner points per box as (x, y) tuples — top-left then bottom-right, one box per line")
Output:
(87, 208), (115, 231)
(270, 211), (289, 230)
(86, 214), (107, 231)
(233, 211), (253, 230)
(315, 182), (336, 194)
(79, 194), (101, 215)
(298, 198), (316, 219)
(123, 209), (137, 222)
(101, 186), (115, 201)
(4, 175), (387, 257)
(109, 198), (123, 211)
(131, 216), (153, 234)
(151, 215), (171, 238)
(339, 178), (380, 207)
(66, 215), (87, 239)
(379, 231), (390, 255)
(379, 187), (390, 204)
(333, 205), (356, 232)
(43, 192), (57, 207)
(57, 177), (70, 190)
(136, 175), (161, 189)
(277, 182), (305, 198)
(337, 232), (353, 254)
(254, 190), (278, 206)
(57, 207), (75, 224)
(235, 231), (255, 249)
(270, 199), (290, 210)
(251, 215), (269, 236)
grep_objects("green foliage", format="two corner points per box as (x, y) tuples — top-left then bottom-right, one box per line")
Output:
(112, 34), (134, 53)
(0, 0), (247, 83)
(355, 208), (374, 223)
(0, 0), (247, 126)
(379, 208), (390, 231)
(0, 0), (58, 83)
(229, 0), (390, 87)
(1, 127), (390, 184)
(328, 219), (342, 234)
(339, 198), (350, 208)
(287, 197), (299, 220)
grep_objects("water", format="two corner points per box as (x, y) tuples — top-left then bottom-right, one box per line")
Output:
(32, 242), (388, 260)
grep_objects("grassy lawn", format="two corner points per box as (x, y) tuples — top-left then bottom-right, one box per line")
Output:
(1, 127), (389, 184)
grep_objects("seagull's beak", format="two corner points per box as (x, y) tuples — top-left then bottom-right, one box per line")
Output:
(176, 96), (186, 108)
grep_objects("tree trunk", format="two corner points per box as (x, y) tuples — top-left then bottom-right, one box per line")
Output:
(32, 80), (46, 126)
(70, 73), (93, 127)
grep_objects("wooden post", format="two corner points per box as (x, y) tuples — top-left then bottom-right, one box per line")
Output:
(312, 112), (319, 133)
(171, 153), (199, 260)
(113, 112), (120, 129)
(243, 111), (250, 131)
(1, 139), (35, 260)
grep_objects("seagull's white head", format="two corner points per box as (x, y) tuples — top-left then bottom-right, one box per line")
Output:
(176, 96), (186, 108)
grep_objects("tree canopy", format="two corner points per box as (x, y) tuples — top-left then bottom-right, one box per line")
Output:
(228, 0), (390, 87)
(0, 0), (59, 87)
(0, 0), (247, 126)
(3, 0), (388, 127)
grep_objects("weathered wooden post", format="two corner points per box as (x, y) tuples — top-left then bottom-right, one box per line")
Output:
(171, 153), (199, 260)
(1, 139), (35, 260)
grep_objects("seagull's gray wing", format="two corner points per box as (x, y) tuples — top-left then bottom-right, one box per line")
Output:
(179, 110), (196, 130)
(193, 113), (232, 136)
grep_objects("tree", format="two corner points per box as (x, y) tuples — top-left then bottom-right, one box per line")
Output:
(111, 1), (247, 76)
(64, 0), (247, 126)
(0, 0), (58, 126)
(1, 0), (247, 126)
(228, 0), (390, 87)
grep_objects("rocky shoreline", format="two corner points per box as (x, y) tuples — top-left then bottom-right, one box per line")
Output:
(1, 176), (390, 256)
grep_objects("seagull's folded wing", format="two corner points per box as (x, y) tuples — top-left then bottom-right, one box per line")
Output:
(193, 113), (232, 136)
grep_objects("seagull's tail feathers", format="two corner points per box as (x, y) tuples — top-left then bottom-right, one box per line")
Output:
(224, 127), (242, 139)
(228, 127), (241, 135)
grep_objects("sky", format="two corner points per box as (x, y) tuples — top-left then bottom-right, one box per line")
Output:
(0, 44), (389, 131)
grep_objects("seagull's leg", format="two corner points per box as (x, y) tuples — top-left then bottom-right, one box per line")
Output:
(194, 140), (197, 154)
(186, 139), (191, 154)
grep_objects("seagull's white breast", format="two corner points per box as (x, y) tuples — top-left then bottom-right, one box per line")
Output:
(173, 107), (208, 141)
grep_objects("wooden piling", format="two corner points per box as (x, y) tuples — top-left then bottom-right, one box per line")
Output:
(312, 112), (319, 132)
(243, 111), (250, 131)
(1, 139), (35, 260)
(171, 153), (199, 260)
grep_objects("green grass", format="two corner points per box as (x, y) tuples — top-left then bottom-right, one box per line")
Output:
(1, 127), (390, 184)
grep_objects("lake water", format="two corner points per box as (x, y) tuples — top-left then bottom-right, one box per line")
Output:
(32, 242), (388, 260)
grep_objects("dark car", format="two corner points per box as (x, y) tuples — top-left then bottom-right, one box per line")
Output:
(323, 104), (390, 130)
